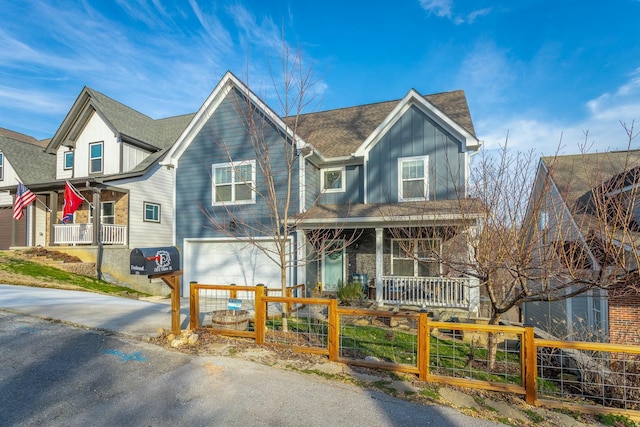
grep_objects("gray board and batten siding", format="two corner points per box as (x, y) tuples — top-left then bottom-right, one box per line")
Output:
(317, 164), (364, 205)
(367, 105), (466, 203)
(175, 88), (300, 243)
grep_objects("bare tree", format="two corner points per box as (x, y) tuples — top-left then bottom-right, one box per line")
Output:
(199, 43), (359, 329)
(388, 125), (640, 365)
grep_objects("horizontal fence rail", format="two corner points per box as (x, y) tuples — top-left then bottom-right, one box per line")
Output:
(188, 283), (640, 420)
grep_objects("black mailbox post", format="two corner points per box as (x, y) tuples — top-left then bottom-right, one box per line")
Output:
(130, 247), (182, 335)
(130, 247), (180, 276)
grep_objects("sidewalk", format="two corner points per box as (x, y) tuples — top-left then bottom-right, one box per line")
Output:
(0, 284), (188, 337)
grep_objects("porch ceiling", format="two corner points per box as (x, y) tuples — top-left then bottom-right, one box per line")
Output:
(293, 199), (484, 229)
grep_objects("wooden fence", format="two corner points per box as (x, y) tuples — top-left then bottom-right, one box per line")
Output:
(189, 283), (640, 420)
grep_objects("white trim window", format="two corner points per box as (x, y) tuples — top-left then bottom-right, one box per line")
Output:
(212, 160), (256, 205)
(398, 155), (428, 201)
(0, 152), (3, 180)
(89, 142), (103, 174)
(64, 151), (74, 170)
(321, 167), (345, 193)
(90, 201), (115, 224)
(144, 202), (160, 223)
(391, 238), (441, 277)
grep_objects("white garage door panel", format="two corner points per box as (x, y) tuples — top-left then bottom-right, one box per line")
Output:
(185, 239), (289, 296)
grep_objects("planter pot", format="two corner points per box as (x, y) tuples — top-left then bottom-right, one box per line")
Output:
(210, 309), (250, 331)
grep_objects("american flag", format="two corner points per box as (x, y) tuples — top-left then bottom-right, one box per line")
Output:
(13, 182), (37, 220)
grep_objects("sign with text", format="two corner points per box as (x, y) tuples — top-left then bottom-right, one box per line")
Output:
(228, 298), (242, 310)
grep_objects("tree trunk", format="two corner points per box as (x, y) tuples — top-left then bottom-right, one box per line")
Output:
(487, 312), (501, 370)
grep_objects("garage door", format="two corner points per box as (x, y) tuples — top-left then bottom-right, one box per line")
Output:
(183, 238), (291, 297)
(0, 206), (26, 249)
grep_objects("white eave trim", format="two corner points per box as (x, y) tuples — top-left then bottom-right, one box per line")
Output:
(354, 89), (480, 158)
(161, 71), (308, 169)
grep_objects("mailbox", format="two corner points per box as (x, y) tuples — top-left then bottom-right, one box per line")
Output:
(130, 247), (180, 276)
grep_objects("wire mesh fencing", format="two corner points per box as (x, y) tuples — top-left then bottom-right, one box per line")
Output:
(536, 341), (640, 411)
(264, 301), (329, 352)
(428, 322), (524, 387)
(338, 310), (419, 371)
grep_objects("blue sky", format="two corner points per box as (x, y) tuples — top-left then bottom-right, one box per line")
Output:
(1, 0), (640, 156)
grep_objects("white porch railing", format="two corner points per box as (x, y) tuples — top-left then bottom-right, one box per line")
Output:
(381, 276), (478, 311)
(53, 224), (127, 245)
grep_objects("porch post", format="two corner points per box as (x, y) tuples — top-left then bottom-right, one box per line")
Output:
(49, 191), (58, 245)
(296, 230), (306, 289)
(91, 190), (100, 246)
(375, 227), (383, 307)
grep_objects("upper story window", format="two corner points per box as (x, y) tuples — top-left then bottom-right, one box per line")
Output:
(90, 201), (115, 224)
(321, 167), (345, 193)
(0, 152), (4, 181)
(398, 155), (428, 201)
(391, 238), (441, 277)
(144, 202), (160, 223)
(212, 160), (255, 205)
(89, 142), (103, 174)
(64, 151), (74, 170)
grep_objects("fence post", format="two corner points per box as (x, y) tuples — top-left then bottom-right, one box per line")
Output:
(328, 298), (339, 362)
(189, 282), (198, 330)
(418, 311), (429, 381)
(524, 326), (537, 405)
(254, 285), (265, 345)
(230, 283), (237, 299)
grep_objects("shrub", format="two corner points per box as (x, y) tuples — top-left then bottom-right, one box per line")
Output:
(336, 280), (364, 305)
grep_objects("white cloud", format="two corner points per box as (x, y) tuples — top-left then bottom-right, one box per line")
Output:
(456, 41), (517, 106)
(418, 0), (491, 24)
(419, 0), (453, 18)
(477, 73), (640, 156)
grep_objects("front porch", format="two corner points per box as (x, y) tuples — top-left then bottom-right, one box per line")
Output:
(300, 223), (481, 314)
(53, 223), (127, 245)
(380, 275), (479, 310)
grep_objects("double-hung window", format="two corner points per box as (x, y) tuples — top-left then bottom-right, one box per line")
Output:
(89, 142), (103, 174)
(391, 239), (441, 277)
(321, 167), (345, 193)
(398, 156), (428, 201)
(0, 152), (3, 181)
(89, 201), (115, 224)
(212, 160), (255, 205)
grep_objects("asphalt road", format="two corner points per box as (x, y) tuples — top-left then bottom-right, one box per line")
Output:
(0, 285), (503, 427)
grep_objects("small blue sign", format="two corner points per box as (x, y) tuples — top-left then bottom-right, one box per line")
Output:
(228, 298), (242, 310)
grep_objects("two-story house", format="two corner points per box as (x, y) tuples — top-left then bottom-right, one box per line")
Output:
(164, 72), (483, 315)
(9, 87), (193, 293)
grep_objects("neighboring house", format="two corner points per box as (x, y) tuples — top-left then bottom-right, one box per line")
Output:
(164, 71), (483, 315)
(6, 88), (193, 294)
(0, 129), (54, 249)
(523, 151), (640, 344)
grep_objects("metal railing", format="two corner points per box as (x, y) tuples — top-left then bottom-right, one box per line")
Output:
(381, 276), (470, 308)
(53, 224), (127, 245)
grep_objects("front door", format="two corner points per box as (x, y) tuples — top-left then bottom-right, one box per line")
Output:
(322, 241), (344, 292)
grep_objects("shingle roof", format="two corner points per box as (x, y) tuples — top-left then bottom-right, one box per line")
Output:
(87, 88), (194, 150)
(294, 199), (484, 226)
(543, 150), (640, 210)
(542, 150), (640, 248)
(47, 88), (195, 180)
(288, 90), (475, 158)
(0, 135), (55, 185)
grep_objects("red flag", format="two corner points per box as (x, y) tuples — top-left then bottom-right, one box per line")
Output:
(62, 181), (83, 224)
(13, 182), (37, 220)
